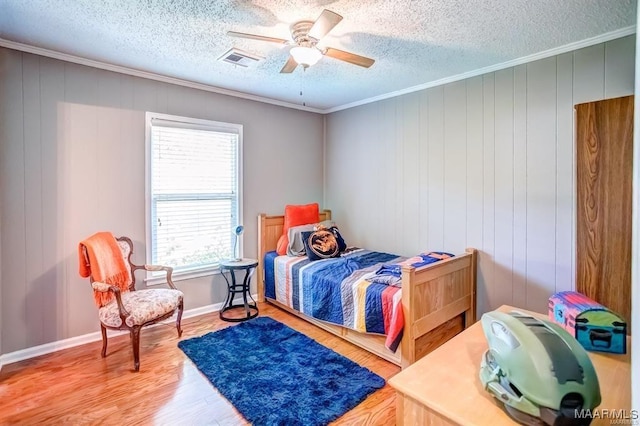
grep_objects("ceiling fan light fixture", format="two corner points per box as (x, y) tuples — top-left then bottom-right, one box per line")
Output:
(290, 46), (322, 67)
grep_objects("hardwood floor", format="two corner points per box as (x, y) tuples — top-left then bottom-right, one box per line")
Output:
(0, 303), (400, 425)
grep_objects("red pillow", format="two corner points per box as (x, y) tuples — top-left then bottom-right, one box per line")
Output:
(276, 203), (320, 255)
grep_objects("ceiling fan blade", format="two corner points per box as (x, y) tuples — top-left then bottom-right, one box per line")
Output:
(227, 31), (289, 45)
(324, 47), (375, 68)
(280, 56), (298, 73)
(308, 9), (343, 40)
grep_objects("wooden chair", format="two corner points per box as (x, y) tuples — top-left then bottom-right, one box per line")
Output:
(81, 236), (184, 371)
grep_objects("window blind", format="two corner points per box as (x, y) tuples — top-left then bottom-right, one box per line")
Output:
(148, 115), (240, 275)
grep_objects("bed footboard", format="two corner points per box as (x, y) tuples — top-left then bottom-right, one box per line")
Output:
(400, 248), (477, 367)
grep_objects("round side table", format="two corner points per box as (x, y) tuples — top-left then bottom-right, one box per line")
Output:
(219, 258), (259, 322)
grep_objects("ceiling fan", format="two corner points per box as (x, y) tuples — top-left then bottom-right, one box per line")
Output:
(227, 9), (375, 73)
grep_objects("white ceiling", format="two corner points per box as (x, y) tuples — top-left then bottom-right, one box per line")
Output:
(0, 0), (636, 111)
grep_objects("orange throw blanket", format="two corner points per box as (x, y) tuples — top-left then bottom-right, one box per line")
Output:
(79, 232), (130, 308)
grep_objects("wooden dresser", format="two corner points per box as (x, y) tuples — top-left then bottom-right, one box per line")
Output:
(388, 305), (631, 425)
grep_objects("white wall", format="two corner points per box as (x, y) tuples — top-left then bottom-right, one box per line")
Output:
(0, 48), (324, 354)
(325, 35), (635, 316)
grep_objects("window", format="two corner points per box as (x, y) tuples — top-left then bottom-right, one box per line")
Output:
(145, 112), (242, 282)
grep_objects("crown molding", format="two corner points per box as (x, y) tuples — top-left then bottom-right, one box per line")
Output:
(324, 25), (637, 114)
(0, 39), (323, 114)
(1, 24), (636, 115)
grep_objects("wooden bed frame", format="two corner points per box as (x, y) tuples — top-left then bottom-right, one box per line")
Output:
(257, 210), (478, 368)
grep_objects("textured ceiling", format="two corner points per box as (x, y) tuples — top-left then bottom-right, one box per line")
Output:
(0, 0), (636, 111)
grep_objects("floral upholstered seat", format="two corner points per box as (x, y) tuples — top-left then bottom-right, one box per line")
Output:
(97, 287), (183, 328)
(79, 234), (184, 371)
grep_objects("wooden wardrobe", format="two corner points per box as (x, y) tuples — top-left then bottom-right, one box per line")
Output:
(576, 95), (634, 323)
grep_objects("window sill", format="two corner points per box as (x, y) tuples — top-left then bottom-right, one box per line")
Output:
(145, 265), (222, 286)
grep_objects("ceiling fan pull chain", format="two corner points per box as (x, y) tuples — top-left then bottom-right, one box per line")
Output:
(299, 76), (306, 107)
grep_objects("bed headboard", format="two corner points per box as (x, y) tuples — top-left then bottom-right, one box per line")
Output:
(256, 209), (332, 301)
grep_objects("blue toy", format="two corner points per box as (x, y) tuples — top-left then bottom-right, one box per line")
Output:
(548, 291), (626, 354)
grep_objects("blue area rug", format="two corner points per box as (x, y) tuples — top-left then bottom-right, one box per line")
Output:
(178, 316), (385, 425)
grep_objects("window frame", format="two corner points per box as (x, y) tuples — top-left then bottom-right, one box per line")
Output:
(144, 111), (243, 284)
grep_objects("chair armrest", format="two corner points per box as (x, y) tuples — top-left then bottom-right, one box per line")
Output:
(91, 281), (116, 293)
(91, 281), (130, 320)
(132, 264), (177, 289)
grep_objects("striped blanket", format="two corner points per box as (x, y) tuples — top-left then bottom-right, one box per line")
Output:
(265, 249), (406, 352)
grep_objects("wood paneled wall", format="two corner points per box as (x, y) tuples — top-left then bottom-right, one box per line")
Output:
(0, 48), (324, 354)
(631, 8), (640, 413)
(325, 36), (636, 316)
(576, 96), (634, 322)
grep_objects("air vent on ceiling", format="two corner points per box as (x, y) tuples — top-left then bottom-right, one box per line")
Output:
(218, 48), (263, 67)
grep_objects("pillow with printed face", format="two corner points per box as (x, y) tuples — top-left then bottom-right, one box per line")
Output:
(287, 220), (334, 257)
(302, 226), (347, 261)
(276, 203), (320, 255)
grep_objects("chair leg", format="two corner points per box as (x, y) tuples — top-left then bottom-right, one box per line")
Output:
(100, 324), (108, 358)
(176, 300), (184, 337)
(130, 327), (141, 372)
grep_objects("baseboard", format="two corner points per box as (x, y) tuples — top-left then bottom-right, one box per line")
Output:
(0, 294), (258, 370)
